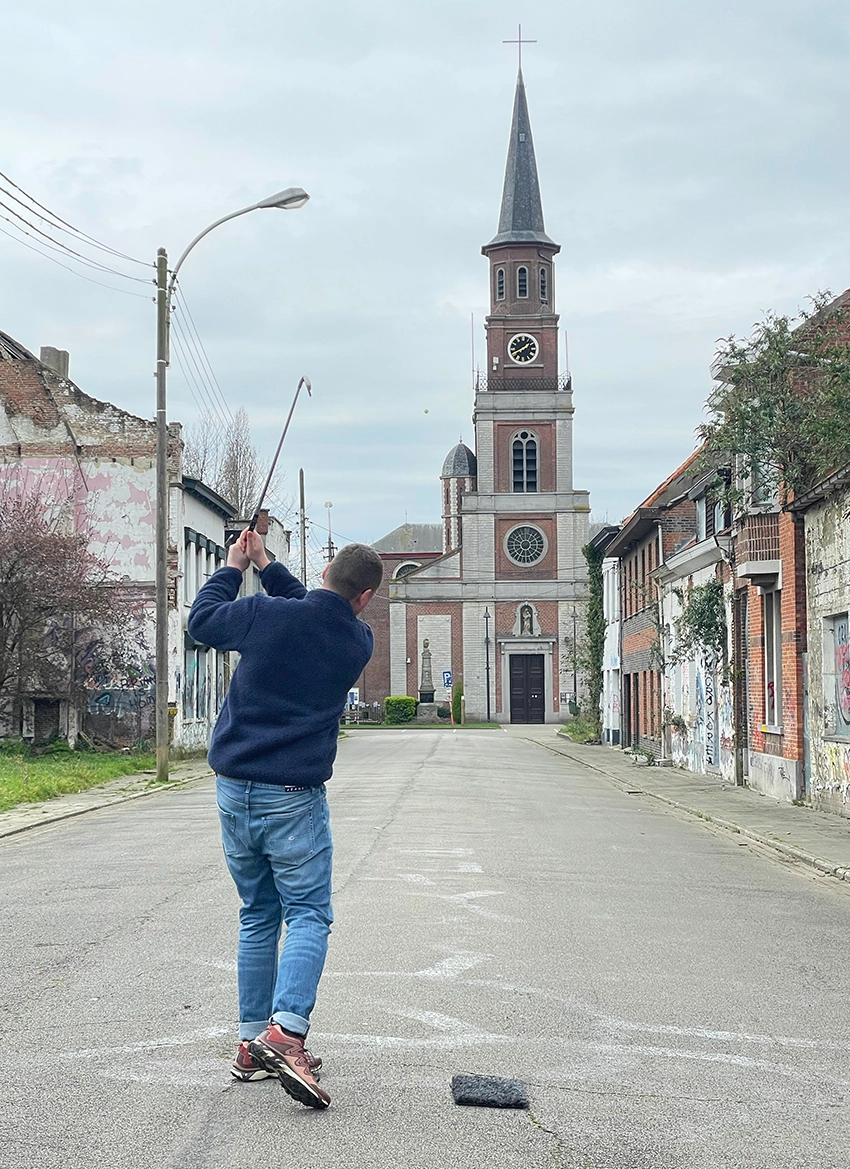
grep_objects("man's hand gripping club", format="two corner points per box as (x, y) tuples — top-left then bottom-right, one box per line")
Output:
(227, 529), (271, 574)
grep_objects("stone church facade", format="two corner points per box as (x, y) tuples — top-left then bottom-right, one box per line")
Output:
(371, 70), (590, 723)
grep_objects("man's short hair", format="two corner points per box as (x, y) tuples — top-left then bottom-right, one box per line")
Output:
(325, 543), (383, 600)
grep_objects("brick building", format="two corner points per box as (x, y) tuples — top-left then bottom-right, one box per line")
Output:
(359, 523), (444, 705)
(375, 68), (591, 723)
(604, 454), (701, 757)
(732, 508), (808, 799)
(0, 333), (288, 748)
(790, 464), (850, 815)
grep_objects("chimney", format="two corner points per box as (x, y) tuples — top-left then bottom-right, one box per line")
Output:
(40, 347), (70, 378)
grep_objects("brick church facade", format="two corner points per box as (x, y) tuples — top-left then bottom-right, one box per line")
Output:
(365, 69), (591, 723)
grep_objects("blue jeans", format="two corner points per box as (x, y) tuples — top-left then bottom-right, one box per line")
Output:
(215, 776), (333, 1040)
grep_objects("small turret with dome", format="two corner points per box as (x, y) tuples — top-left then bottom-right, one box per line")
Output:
(440, 440), (477, 552)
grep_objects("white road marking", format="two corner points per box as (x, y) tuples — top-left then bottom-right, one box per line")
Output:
(397, 847), (475, 857)
(439, 889), (515, 921)
(412, 952), (489, 979)
(587, 1040), (850, 1088)
(59, 1026), (232, 1060)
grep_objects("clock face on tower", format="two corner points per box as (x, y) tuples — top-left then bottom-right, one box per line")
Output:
(508, 333), (539, 364)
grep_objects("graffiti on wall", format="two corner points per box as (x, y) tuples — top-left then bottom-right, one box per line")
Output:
(836, 616), (850, 732)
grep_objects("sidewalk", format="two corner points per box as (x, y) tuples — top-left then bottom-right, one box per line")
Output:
(0, 759), (214, 840)
(512, 726), (850, 882)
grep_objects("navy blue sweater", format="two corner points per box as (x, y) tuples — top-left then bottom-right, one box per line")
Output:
(187, 561), (373, 786)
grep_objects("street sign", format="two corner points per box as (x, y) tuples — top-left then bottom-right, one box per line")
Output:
(442, 670), (453, 688)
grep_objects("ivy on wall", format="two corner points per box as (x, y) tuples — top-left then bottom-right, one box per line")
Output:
(582, 541), (606, 737)
(671, 580), (727, 669)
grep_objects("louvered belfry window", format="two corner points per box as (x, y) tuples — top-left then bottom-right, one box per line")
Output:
(496, 267), (505, 300)
(517, 266), (528, 298)
(512, 431), (538, 492)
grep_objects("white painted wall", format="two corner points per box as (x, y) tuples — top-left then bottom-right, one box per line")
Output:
(417, 615), (452, 702)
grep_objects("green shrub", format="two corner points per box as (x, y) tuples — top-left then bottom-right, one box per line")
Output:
(436, 704), (451, 720)
(384, 696), (417, 725)
(0, 737), (30, 756)
(452, 679), (463, 724)
(41, 739), (73, 756)
(559, 715), (600, 744)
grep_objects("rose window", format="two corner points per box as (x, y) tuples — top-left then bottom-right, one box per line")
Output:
(506, 525), (546, 565)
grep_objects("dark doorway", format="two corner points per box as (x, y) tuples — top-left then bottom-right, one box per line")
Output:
(509, 654), (545, 723)
(33, 699), (61, 744)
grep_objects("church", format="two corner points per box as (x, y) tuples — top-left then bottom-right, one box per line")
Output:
(365, 68), (591, 724)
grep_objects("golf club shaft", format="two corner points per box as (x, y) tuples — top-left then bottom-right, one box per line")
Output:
(248, 376), (311, 532)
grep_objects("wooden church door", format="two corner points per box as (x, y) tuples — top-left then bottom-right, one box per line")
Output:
(509, 654), (545, 724)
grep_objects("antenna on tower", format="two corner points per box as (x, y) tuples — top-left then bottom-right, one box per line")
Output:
(471, 312), (475, 392)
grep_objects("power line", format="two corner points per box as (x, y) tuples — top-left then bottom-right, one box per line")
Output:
(0, 195), (152, 283)
(172, 286), (235, 427)
(0, 223), (152, 300)
(0, 169), (149, 267)
(170, 322), (231, 432)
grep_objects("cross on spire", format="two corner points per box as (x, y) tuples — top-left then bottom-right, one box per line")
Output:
(503, 24), (536, 72)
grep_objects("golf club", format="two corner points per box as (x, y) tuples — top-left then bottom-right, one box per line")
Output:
(248, 375), (312, 532)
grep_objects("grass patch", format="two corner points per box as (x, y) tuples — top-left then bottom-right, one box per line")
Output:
(0, 750), (156, 813)
(557, 717), (601, 745)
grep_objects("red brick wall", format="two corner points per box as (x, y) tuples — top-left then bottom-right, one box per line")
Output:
(355, 551), (443, 703)
(493, 420), (556, 493)
(743, 511), (806, 766)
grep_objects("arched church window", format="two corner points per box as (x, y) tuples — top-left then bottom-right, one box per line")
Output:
(517, 266), (528, 298)
(496, 268), (505, 300)
(394, 562), (421, 578)
(512, 430), (538, 493)
(539, 266), (548, 300)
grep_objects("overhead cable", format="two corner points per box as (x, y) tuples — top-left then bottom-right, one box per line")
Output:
(0, 224), (152, 299)
(0, 197), (152, 283)
(0, 168), (149, 267)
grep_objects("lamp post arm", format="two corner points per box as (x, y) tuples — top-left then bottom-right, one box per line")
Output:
(170, 202), (262, 289)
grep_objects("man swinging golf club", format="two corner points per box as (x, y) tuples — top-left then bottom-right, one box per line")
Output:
(188, 529), (382, 1108)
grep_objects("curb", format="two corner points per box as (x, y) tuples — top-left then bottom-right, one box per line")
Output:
(0, 769), (213, 841)
(531, 737), (850, 884)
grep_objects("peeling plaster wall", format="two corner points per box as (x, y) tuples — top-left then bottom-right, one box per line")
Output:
(803, 485), (850, 817)
(661, 561), (734, 781)
(0, 351), (231, 749)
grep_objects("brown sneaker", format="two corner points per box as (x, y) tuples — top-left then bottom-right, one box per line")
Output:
(231, 1042), (274, 1081)
(248, 1024), (330, 1109)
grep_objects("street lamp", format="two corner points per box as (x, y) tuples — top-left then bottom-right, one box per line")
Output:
(324, 501), (335, 562)
(570, 606), (578, 715)
(154, 187), (310, 783)
(483, 606), (492, 723)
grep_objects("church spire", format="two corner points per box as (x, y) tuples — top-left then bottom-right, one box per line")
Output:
(484, 70), (558, 251)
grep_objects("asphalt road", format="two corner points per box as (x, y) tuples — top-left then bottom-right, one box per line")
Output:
(2, 729), (849, 1168)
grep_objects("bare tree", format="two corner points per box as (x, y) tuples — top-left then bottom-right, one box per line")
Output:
(182, 411), (223, 485)
(184, 407), (291, 520)
(0, 484), (149, 726)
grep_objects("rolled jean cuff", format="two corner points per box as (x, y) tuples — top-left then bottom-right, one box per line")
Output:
(239, 1020), (271, 1042)
(272, 1009), (311, 1037)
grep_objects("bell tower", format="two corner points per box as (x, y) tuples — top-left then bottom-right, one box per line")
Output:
(388, 58), (590, 728)
(481, 69), (561, 392)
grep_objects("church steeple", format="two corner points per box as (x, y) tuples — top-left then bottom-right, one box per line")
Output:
(484, 70), (559, 251)
(479, 69), (561, 390)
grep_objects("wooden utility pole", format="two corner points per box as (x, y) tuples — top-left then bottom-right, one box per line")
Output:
(155, 247), (170, 785)
(299, 468), (307, 584)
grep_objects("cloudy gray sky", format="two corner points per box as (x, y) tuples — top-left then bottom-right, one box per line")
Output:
(2, 0), (849, 555)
